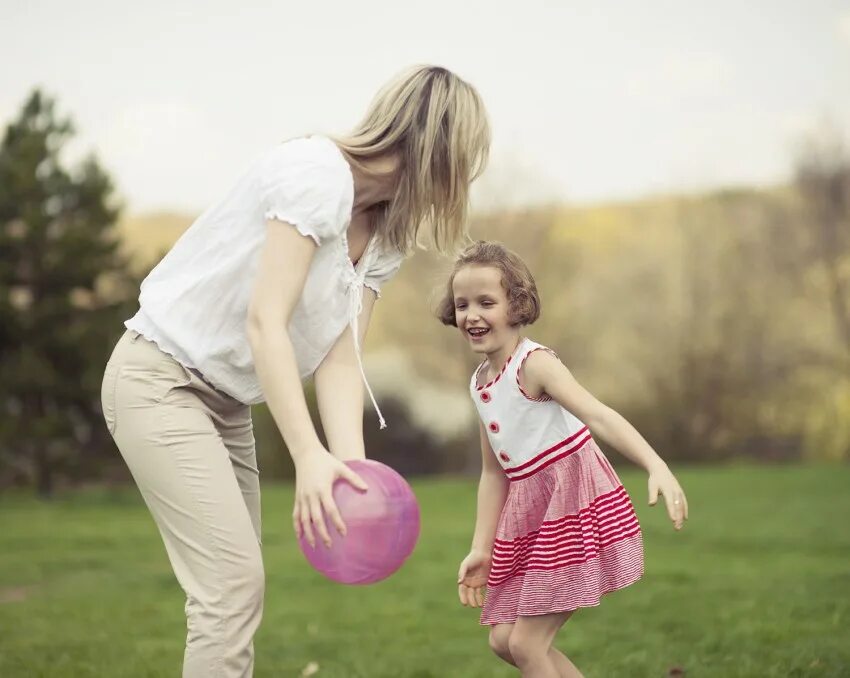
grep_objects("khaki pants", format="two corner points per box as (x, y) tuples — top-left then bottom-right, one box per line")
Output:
(101, 330), (263, 678)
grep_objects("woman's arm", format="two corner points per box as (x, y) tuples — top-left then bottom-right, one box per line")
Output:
(313, 288), (377, 461)
(247, 220), (367, 548)
(522, 350), (688, 529)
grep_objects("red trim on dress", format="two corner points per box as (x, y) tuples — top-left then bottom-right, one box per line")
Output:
(506, 433), (592, 481)
(474, 355), (513, 391)
(516, 347), (558, 401)
(473, 338), (528, 392)
(502, 427), (591, 481)
(503, 427), (589, 473)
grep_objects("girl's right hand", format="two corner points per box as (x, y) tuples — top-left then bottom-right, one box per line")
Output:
(293, 451), (368, 548)
(457, 549), (491, 608)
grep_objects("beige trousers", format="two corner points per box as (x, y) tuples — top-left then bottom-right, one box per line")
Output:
(101, 330), (263, 678)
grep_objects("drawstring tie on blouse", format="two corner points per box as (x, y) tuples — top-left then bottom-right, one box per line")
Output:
(346, 277), (387, 430)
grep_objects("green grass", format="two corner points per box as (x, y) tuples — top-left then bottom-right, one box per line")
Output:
(0, 465), (848, 677)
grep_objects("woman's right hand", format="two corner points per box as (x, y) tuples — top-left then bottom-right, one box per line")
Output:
(457, 549), (491, 608)
(293, 450), (368, 548)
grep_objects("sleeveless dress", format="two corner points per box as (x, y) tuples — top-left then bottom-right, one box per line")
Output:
(470, 337), (644, 625)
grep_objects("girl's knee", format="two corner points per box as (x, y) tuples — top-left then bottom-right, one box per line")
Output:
(488, 625), (514, 663)
(507, 631), (547, 666)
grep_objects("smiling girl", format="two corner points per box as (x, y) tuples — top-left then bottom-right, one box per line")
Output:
(438, 241), (688, 677)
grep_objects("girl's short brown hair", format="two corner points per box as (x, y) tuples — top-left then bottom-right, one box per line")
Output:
(437, 240), (541, 327)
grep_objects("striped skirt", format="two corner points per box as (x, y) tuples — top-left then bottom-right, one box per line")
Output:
(481, 437), (644, 625)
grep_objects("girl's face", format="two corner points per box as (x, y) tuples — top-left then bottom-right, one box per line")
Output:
(452, 265), (517, 355)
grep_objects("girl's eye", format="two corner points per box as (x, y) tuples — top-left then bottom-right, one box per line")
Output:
(455, 303), (466, 310)
(482, 301), (494, 307)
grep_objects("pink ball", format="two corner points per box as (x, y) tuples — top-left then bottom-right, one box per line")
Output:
(297, 459), (421, 585)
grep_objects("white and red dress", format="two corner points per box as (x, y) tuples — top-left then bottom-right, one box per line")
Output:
(472, 337), (644, 625)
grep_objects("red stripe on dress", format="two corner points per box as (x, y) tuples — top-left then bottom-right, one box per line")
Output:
(526, 511), (638, 547)
(487, 528), (642, 585)
(503, 427), (590, 474)
(490, 533), (642, 581)
(487, 565), (645, 614)
(481, 537), (645, 622)
(489, 532), (643, 583)
(533, 495), (637, 538)
(492, 485), (630, 547)
(491, 510), (639, 560)
(491, 532), (643, 578)
(491, 498), (636, 554)
(491, 511), (640, 563)
(507, 433), (593, 481)
(489, 538), (644, 583)
(482, 536), (645, 611)
(488, 527), (643, 581)
(490, 519), (641, 569)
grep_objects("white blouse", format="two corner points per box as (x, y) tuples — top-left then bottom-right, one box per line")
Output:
(125, 136), (404, 426)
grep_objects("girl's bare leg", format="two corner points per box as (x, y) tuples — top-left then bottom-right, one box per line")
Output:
(510, 612), (583, 678)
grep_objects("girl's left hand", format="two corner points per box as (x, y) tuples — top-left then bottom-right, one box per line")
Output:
(648, 465), (688, 530)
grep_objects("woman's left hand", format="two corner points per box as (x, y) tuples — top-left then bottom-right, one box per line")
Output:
(648, 465), (688, 530)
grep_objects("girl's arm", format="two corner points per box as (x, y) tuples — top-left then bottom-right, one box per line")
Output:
(522, 350), (688, 530)
(313, 288), (377, 461)
(458, 420), (509, 607)
(247, 221), (367, 549)
(470, 419), (510, 553)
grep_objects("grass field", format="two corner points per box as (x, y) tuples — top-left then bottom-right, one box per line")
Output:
(0, 464), (848, 677)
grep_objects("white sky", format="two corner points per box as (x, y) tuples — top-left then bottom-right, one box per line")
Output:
(2, 0), (849, 213)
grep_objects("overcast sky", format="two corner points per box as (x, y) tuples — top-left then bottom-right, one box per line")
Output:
(2, 0), (849, 213)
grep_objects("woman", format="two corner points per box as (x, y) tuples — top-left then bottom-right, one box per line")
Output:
(100, 65), (490, 677)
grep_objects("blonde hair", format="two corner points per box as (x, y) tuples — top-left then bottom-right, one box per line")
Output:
(437, 241), (541, 327)
(332, 65), (490, 254)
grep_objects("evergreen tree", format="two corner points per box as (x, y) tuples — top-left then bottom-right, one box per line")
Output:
(0, 90), (138, 496)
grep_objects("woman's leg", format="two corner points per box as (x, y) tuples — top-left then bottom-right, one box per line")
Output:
(216, 402), (261, 546)
(103, 334), (264, 678)
(509, 611), (581, 678)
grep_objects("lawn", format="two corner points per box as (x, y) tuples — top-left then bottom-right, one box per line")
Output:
(0, 464), (848, 677)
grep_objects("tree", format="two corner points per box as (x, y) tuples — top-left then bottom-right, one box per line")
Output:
(794, 127), (850, 364)
(0, 90), (139, 497)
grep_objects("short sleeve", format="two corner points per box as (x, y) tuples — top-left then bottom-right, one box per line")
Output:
(364, 249), (405, 297)
(258, 138), (352, 247)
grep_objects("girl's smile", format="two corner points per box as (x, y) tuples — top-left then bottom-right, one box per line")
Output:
(452, 265), (519, 361)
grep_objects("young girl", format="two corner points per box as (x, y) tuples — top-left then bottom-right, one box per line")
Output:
(438, 241), (688, 678)
(101, 66), (489, 677)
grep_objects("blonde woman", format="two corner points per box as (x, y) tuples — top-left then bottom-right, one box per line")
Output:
(100, 65), (490, 677)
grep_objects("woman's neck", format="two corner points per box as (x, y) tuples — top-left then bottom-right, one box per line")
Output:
(349, 154), (400, 213)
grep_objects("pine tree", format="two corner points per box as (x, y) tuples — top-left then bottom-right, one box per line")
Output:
(0, 90), (139, 496)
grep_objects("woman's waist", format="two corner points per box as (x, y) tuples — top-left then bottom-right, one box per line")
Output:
(123, 313), (336, 403)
